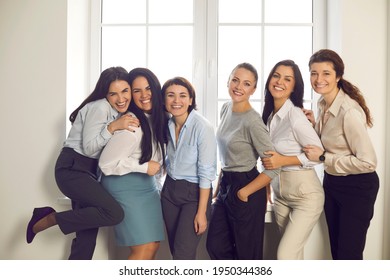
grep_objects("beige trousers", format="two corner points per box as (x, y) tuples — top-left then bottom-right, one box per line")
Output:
(272, 169), (324, 260)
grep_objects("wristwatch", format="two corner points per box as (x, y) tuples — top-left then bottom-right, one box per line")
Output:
(319, 151), (326, 162)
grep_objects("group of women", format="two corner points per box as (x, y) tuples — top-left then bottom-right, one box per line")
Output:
(26, 49), (379, 260)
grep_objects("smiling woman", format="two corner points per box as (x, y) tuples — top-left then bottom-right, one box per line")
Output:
(26, 66), (139, 260)
(206, 63), (280, 260)
(99, 67), (168, 260)
(160, 76), (217, 260)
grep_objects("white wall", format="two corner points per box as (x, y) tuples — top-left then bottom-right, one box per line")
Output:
(0, 0), (388, 260)
(0, 0), (69, 259)
(327, 0), (388, 260)
(385, 0), (390, 260)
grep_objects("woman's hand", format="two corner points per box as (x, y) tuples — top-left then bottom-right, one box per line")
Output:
(237, 188), (248, 202)
(146, 160), (161, 176)
(262, 151), (283, 169)
(194, 212), (207, 235)
(303, 145), (324, 162)
(302, 108), (315, 127)
(108, 114), (140, 134)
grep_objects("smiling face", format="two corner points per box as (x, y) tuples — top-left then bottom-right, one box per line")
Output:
(310, 61), (340, 99)
(268, 65), (295, 102)
(131, 76), (152, 113)
(106, 79), (131, 113)
(164, 84), (193, 121)
(228, 67), (257, 103)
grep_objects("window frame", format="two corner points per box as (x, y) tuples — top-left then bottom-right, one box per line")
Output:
(89, 0), (327, 127)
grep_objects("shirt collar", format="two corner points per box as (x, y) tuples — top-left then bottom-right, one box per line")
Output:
(168, 109), (196, 128)
(274, 98), (294, 120)
(318, 89), (344, 117)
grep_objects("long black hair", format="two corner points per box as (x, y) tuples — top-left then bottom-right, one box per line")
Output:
(262, 60), (304, 125)
(128, 68), (167, 165)
(69, 66), (129, 123)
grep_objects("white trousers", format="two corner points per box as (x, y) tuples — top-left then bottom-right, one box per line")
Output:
(272, 169), (324, 260)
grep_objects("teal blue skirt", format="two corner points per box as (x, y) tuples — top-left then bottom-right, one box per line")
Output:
(101, 172), (165, 246)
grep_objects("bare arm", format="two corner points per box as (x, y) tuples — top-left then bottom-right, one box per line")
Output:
(237, 172), (272, 202)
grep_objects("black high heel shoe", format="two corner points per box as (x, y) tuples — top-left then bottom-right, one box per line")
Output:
(26, 206), (55, 244)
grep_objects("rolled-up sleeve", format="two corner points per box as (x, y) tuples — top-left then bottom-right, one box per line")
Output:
(197, 124), (217, 189)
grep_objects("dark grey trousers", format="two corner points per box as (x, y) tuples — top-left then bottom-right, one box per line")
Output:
(161, 175), (211, 260)
(54, 147), (124, 259)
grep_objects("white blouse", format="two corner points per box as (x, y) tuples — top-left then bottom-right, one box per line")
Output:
(267, 99), (323, 171)
(98, 113), (162, 176)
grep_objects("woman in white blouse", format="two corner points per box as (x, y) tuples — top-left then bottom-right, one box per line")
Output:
(99, 68), (167, 260)
(303, 49), (379, 260)
(261, 60), (324, 260)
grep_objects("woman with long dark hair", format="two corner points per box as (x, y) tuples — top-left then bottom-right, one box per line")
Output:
(262, 60), (324, 259)
(99, 68), (167, 260)
(27, 66), (138, 259)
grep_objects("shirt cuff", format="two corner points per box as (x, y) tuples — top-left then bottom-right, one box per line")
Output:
(133, 162), (149, 174)
(199, 178), (212, 189)
(101, 124), (113, 141)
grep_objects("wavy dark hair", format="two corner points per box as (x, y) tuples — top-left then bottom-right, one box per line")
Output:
(161, 76), (197, 113)
(309, 49), (373, 127)
(128, 68), (167, 165)
(262, 60), (304, 125)
(69, 66), (129, 123)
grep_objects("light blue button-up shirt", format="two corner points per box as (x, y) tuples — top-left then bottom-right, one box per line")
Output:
(166, 110), (217, 189)
(64, 99), (118, 159)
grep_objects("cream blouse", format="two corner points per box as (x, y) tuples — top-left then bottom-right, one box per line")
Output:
(315, 90), (377, 176)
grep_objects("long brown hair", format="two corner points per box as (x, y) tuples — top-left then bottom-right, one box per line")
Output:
(309, 49), (373, 127)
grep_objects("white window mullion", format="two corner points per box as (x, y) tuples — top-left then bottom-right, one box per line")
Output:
(90, 0), (102, 89)
(205, 0), (219, 127)
(311, 0), (327, 114)
(192, 0), (207, 117)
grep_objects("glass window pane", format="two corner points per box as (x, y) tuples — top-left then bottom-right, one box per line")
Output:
(148, 26), (193, 84)
(218, 26), (262, 99)
(263, 26), (312, 100)
(219, 0), (262, 23)
(102, 0), (146, 24)
(265, 0), (312, 23)
(251, 101), (262, 114)
(101, 26), (146, 71)
(149, 0), (193, 23)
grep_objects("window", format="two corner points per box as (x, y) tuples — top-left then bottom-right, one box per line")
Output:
(90, 0), (326, 128)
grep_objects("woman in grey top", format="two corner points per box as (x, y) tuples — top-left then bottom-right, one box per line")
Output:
(206, 63), (280, 260)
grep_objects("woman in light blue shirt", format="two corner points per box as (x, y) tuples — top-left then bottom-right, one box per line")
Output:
(26, 67), (138, 259)
(261, 60), (324, 259)
(161, 77), (217, 260)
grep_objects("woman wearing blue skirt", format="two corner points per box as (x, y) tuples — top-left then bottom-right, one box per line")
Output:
(99, 68), (167, 260)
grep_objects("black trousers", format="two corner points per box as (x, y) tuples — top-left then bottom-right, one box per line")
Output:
(206, 167), (267, 260)
(54, 147), (124, 260)
(323, 171), (379, 260)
